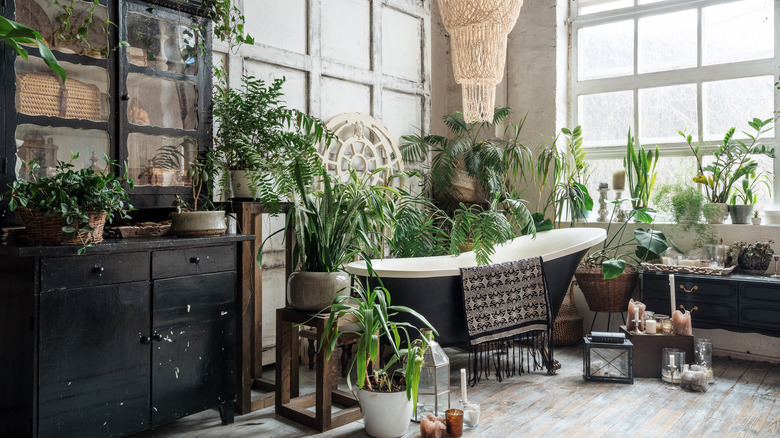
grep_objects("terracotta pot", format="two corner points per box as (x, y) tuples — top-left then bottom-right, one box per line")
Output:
(287, 271), (350, 312)
(170, 211), (227, 237)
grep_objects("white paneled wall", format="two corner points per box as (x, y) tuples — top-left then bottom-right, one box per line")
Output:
(212, 0), (432, 364)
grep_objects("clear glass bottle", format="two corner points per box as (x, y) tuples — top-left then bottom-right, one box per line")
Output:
(694, 338), (714, 383)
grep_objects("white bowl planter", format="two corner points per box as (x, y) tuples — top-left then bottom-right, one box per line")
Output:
(358, 387), (413, 438)
(170, 211), (227, 237)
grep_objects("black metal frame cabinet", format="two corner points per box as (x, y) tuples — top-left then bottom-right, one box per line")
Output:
(0, 235), (251, 437)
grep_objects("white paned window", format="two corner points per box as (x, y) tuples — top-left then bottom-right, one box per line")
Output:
(571, 0), (779, 201)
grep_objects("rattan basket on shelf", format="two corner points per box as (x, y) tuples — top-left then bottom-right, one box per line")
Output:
(17, 72), (105, 121)
(574, 264), (638, 313)
(19, 207), (107, 246)
(553, 283), (584, 347)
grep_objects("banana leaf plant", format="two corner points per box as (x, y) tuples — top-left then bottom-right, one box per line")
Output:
(0, 16), (65, 82)
(583, 203), (674, 279)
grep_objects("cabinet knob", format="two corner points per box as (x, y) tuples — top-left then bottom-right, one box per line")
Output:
(92, 265), (105, 275)
(152, 332), (164, 342)
(121, 94), (130, 101)
(140, 336), (152, 345)
(190, 256), (200, 264)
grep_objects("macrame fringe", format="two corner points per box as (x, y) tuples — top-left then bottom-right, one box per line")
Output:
(467, 329), (555, 386)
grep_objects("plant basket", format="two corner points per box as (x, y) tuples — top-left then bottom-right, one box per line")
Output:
(19, 207), (107, 246)
(574, 264), (638, 313)
(553, 283), (584, 347)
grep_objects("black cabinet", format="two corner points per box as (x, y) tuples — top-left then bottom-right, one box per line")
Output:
(642, 271), (780, 337)
(0, 235), (250, 437)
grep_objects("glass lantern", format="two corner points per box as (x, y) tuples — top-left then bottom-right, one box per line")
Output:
(414, 329), (450, 422)
(582, 337), (634, 384)
(694, 338), (714, 383)
(661, 348), (686, 385)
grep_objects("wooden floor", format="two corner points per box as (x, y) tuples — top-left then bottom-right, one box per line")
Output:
(133, 345), (780, 438)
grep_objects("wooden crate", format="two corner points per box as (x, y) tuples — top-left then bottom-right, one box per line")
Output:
(620, 326), (694, 378)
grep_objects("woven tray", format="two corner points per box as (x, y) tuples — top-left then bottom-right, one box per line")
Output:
(640, 262), (735, 276)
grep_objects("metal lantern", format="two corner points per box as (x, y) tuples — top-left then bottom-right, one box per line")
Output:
(583, 337), (634, 384)
(414, 329), (450, 421)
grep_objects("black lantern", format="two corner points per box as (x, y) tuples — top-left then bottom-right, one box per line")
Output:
(583, 337), (634, 384)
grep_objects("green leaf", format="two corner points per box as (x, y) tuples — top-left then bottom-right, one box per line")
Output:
(601, 259), (626, 279)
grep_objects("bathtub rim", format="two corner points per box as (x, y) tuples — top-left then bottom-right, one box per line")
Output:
(346, 227), (606, 278)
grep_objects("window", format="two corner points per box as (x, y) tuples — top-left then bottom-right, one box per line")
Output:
(571, 0), (779, 204)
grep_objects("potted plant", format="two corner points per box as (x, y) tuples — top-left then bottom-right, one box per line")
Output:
(729, 171), (771, 224)
(170, 150), (227, 237)
(556, 125), (593, 224)
(399, 107), (531, 208)
(4, 152), (133, 254)
(319, 276), (435, 438)
(624, 129), (658, 209)
(212, 72), (331, 212)
(730, 241), (774, 274)
(752, 210), (762, 226)
(575, 204), (672, 315)
(679, 117), (775, 223)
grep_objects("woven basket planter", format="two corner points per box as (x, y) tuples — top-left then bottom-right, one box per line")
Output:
(574, 264), (638, 313)
(19, 207), (107, 246)
(553, 284), (584, 347)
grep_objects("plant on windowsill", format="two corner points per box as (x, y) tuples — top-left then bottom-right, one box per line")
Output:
(556, 125), (593, 225)
(3, 152), (133, 254)
(729, 171), (771, 224)
(625, 128), (659, 209)
(653, 184), (716, 250)
(679, 117), (776, 224)
(319, 274), (435, 438)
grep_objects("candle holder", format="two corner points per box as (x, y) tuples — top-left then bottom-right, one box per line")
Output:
(460, 399), (480, 428)
(614, 191), (627, 223)
(597, 183), (609, 222)
(772, 254), (780, 278)
(661, 348), (685, 390)
(694, 338), (714, 383)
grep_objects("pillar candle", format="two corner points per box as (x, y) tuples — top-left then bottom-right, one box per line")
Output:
(645, 319), (657, 334)
(612, 170), (626, 190)
(634, 307), (639, 329)
(460, 368), (468, 405)
(669, 274), (676, 316)
(669, 354), (675, 368)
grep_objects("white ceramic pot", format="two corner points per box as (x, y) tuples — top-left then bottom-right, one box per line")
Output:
(752, 216), (762, 225)
(230, 169), (259, 199)
(286, 271), (350, 312)
(703, 202), (729, 224)
(170, 211), (227, 237)
(358, 387), (413, 438)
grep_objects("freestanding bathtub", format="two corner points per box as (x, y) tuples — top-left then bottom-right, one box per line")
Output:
(346, 227), (607, 347)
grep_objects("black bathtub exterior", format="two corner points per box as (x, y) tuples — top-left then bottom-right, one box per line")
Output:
(359, 248), (589, 347)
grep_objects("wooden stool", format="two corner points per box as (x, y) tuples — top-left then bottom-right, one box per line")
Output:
(300, 328), (358, 377)
(275, 308), (362, 432)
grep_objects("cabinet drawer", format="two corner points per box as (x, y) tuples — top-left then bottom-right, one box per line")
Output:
(643, 273), (736, 303)
(740, 303), (780, 329)
(644, 297), (738, 325)
(152, 245), (235, 279)
(740, 283), (780, 305)
(41, 252), (150, 291)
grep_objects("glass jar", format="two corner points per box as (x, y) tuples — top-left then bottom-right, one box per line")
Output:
(661, 348), (685, 384)
(656, 314), (672, 334)
(694, 338), (714, 383)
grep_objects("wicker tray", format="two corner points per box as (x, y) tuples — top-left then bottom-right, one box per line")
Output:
(640, 262), (735, 276)
(17, 72), (105, 120)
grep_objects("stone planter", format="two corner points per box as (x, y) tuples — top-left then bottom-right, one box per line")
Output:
(737, 253), (771, 275)
(729, 204), (754, 224)
(286, 270), (350, 312)
(170, 210), (227, 237)
(703, 202), (729, 224)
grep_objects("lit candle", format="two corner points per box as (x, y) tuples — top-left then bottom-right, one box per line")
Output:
(612, 170), (626, 190)
(460, 368), (468, 405)
(669, 274), (676, 317)
(645, 319), (657, 334)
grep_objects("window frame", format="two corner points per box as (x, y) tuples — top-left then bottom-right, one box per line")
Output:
(569, 0), (780, 195)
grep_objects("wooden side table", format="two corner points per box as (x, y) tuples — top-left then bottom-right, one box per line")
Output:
(276, 307), (362, 432)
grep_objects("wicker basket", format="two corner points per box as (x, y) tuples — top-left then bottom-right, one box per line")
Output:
(17, 72), (105, 121)
(574, 264), (638, 313)
(19, 208), (107, 246)
(553, 283), (584, 347)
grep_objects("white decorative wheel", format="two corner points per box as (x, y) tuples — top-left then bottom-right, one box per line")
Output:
(319, 113), (404, 186)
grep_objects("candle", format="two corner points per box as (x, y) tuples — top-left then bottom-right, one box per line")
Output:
(669, 354), (675, 368)
(645, 319), (657, 334)
(669, 274), (676, 317)
(462, 403), (480, 428)
(460, 368), (468, 405)
(612, 170), (626, 190)
(634, 307), (640, 332)
(445, 409), (463, 437)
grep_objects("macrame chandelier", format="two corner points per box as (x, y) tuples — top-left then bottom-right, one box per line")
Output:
(438, 0), (523, 123)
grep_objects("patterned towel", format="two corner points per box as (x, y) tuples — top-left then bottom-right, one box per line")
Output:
(461, 257), (554, 382)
